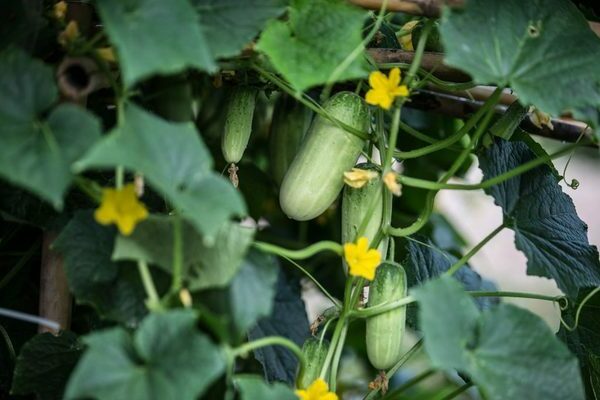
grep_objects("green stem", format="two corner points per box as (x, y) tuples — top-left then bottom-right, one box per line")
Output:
(0, 324), (15, 363)
(170, 214), (184, 293)
(384, 106), (402, 171)
(254, 240), (343, 259)
(378, 63), (476, 91)
(137, 260), (161, 310)
(115, 165), (124, 189)
(281, 256), (342, 308)
(405, 19), (433, 88)
(350, 295), (415, 318)
(470, 291), (564, 303)
(328, 322), (348, 392)
(445, 224), (504, 276)
(232, 336), (304, 368)
(74, 176), (102, 203)
(382, 369), (436, 400)
(398, 119), (461, 149)
(561, 286), (600, 331)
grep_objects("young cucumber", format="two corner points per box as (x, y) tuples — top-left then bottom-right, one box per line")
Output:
(269, 95), (313, 185)
(366, 262), (407, 370)
(221, 87), (257, 164)
(341, 163), (389, 272)
(296, 338), (329, 389)
(279, 92), (369, 221)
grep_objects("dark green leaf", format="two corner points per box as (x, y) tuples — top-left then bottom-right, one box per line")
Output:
(248, 269), (310, 383)
(235, 374), (297, 400)
(11, 331), (82, 400)
(558, 288), (600, 358)
(0, 49), (101, 208)
(193, 0), (287, 59)
(112, 215), (255, 290)
(75, 103), (245, 240)
(53, 211), (151, 327)
(256, 0), (368, 91)
(65, 310), (225, 400)
(479, 139), (600, 299)
(0, 2), (45, 52)
(96, 0), (216, 88)
(413, 276), (585, 400)
(440, 0), (600, 135)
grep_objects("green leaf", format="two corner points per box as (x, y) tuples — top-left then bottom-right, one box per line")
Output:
(440, 0), (600, 135)
(96, 0), (216, 88)
(65, 310), (225, 400)
(248, 269), (309, 383)
(256, 0), (369, 91)
(558, 288), (600, 358)
(193, 0), (287, 59)
(0, 49), (101, 208)
(479, 139), (600, 299)
(235, 374), (297, 400)
(112, 215), (255, 290)
(53, 211), (155, 327)
(413, 276), (586, 400)
(11, 332), (82, 400)
(75, 103), (245, 240)
(198, 249), (279, 343)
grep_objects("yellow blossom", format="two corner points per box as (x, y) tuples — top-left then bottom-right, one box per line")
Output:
(343, 237), (382, 281)
(365, 68), (409, 110)
(343, 168), (378, 189)
(94, 184), (148, 236)
(53, 1), (67, 21)
(179, 289), (193, 308)
(58, 20), (80, 47)
(295, 378), (338, 400)
(383, 171), (401, 196)
(97, 47), (117, 63)
(399, 20), (420, 51)
(529, 107), (554, 130)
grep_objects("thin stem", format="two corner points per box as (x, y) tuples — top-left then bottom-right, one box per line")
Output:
(254, 240), (343, 260)
(398, 119), (460, 149)
(378, 63), (476, 91)
(137, 260), (161, 310)
(0, 308), (60, 331)
(436, 383), (474, 400)
(115, 165), (124, 189)
(171, 214), (184, 292)
(561, 286), (600, 331)
(382, 369), (436, 400)
(470, 291), (564, 303)
(74, 176), (103, 203)
(405, 19), (434, 87)
(0, 324), (16, 363)
(281, 256), (342, 307)
(350, 295), (416, 318)
(232, 336), (305, 380)
(329, 322), (348, 392)
(384, 106), (402, 170)
(444, 224), (504, 276)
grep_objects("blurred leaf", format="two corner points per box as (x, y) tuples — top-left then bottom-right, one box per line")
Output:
(413, 276), (585, 400)
(0, 1), (45, 52)
(65, 310), (224, 400)
(235, 374), (297, 399)
(96, 0), (216, 87)
(479, 139), (600, 299)
(75, 103), (245, 240)
(11, 331), (82, 400)
(256, 0), (368, 91)
(0, 49), (101, 208)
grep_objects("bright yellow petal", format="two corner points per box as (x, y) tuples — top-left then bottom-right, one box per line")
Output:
(356, 237), (369, 253)
(391, 85), (409, 98)
(365, 89), (384, 106)
(116, 215), (136, 236)
(295, 389), (309, 400)
(94, 205), (116, 225)
(368, 71), (388, 90)
(343, 168), (378, 188)
(322, 393), (339, 400)
(388, 68), (401, 87)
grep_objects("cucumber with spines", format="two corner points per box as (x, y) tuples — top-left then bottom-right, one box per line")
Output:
(295, 337), (329, 389)
(221, 87), (257, 164)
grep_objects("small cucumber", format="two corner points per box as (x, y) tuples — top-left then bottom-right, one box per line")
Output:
(296, 338), (329, 389)
(221, 87), (257, 164)
(366, 262), (407, 370)
(269, 95), (313, 185)
(279, 92), (369, 221)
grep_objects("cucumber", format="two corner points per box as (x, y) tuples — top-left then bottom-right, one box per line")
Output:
(296, 338), (329, 389)
(411, 21), (443, 52)
(269, 95), (313, 185)
(366, 262), (407, 370)
(221, 87), (257, 164)
(279, 92), (369, 221)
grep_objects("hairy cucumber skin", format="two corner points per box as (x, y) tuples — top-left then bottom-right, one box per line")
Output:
(269, 95), (313, 185)
(296, 338), (329, 389)
(279, 92), (369, 221)
(366, 262), (407, 370)
(221, 87), (257, 164)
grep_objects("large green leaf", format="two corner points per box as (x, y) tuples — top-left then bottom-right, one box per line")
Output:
(413, 276), (585, 400)
(235, 375), (297, 400)
(256, 0), (369, 91)
(112, 215), (255, 290)
(440, 0), (600, 134)
(65, 310), (225, 400)
(11, 332), (82, 400)
(74, 103), (245, 240)
(479, 139), (600, 299)
(0, 49), (101, 208)
(53, 211), (154, 327)
(193, 0), (287, 59)
(96, 0), (216, 88)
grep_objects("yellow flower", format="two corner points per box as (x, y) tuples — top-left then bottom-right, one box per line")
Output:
(97, 47), (117, 63)
(343, 237), (382, 281)
(383, 171), (401, 196)
(94, 184), (149, 236)
(295, 378), (338, 400)
(58, 20), (80, 47)
(398, 20), (420, 51)
(365, 68), (409, 110)
(343, 168), (378, 189)
(53, 1), (67, 21)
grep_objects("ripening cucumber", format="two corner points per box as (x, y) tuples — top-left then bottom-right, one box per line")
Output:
(366, 262), (407, 370)
(221, 87), (257, 164)
(279, 92), (369, 221)
(296, 338), (329, 389)
(269, 95), (313, 185)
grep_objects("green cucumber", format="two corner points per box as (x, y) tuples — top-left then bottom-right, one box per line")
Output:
(296, 338), (329, 389)
(279, 92), (369, 221)
(366, 262), (407, 370)
(269, 95), (313, 185)
(221, 87), (257, 164)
